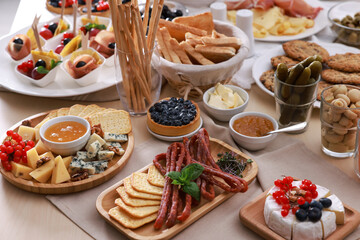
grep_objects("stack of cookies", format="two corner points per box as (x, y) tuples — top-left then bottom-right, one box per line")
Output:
(322, 53), (360, 86)
(260, 40), (332, 100)
(108, 166), (165, 229)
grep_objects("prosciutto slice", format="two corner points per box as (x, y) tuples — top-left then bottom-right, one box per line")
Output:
(225, 0), (274, 11)
(274, 0), (323, 19)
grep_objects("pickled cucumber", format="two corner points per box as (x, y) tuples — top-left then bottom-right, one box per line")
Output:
(295, 67), (311, 85)
(308, 61), (322, 79)
(276, 63), (288, 82)
(300, 55), (322, 67)
(285, 64), (304, 85)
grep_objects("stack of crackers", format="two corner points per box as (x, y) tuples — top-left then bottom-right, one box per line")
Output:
(260, 40), (332, 100)
(46, 104), (132, 134)
(156, 12), (242, 65)
(108, 166), (165, 229)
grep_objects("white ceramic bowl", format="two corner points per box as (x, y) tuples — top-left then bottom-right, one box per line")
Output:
(203, 85), (249, 122)
(61, 47), (106, 86)
(229, 112), (278, 151)
(40, 116), (91, 156)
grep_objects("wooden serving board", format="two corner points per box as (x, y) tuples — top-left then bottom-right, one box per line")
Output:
(239, 188), (360, 240)
(96, 137), (258, 240)
(0, 111), (134, 194)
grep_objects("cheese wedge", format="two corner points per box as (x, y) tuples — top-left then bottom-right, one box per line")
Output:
(35, 140), (49, 155)
(63, 156), (73, 169)
(39, 151), (55, 162)
(27, 148), (40, 169)
(30, 160), (55, 183)
(51, 156), (71, 184)
(11, 162), (33, 180)
(18, 126), (35, 141)
(325, 194), (345, 224)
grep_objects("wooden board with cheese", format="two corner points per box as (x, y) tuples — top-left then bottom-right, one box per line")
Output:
(0, 105), (134, 194)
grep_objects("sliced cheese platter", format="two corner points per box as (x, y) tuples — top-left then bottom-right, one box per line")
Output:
(96, 136), (258, 240)
(0, 104), (134, 194)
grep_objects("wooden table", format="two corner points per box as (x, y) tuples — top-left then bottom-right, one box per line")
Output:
(0, 1), (359, 240)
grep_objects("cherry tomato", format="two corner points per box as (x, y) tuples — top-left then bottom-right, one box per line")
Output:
(55, 45), (64, 54)
(39, 27), (53, 40)
(63, 32), (74, 39)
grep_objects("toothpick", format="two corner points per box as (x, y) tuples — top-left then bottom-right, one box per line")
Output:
(86, 0), (92, 20)
(32, 15), (42, 52)
(81, 31), (89, 50)
(60, 0), (65, 20)
(73, 3), (77, 36)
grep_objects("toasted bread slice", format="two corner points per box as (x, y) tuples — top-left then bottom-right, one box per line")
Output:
(173, 12), (214, 35)
(158, 19), (207, 42)
(156, 27), (172, 61)
(185, 32), (203, 47)
(180, 42), (214, 65)
(195, 45), (236, 63)
(159, 27), (181, 63)
(201, 36), (242, 50)
(169, 38), (192, 64)
(212, 30), (227, 39)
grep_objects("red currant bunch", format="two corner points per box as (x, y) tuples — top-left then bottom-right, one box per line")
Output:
(299, 179), (318, 202)
(0, 130), (35, 171)
(17, 60), (34, 77)
(96, 0), (109, 11)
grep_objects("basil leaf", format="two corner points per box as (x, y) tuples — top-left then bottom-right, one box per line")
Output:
(183, 181), (200, 201)
(36, 66), (49, 74)
(247, 159), (253, 163)
(171, 179), (182, 185)
(166, 171), (181, 181)
(181, 163), (204, 181)
(84, 23), (106, 31)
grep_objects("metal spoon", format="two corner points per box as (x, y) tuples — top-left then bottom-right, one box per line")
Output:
(266, 122), (307, 135)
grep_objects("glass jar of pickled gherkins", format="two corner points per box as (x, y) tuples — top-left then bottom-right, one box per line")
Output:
(321, 85), (360, 158)
(274, 69), (320, 133)
(353, 120), (360, 177)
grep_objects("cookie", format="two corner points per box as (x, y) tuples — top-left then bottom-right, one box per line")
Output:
(271, 55), (299, 68)
(316, 81), (332, 101)
(321, 69), (360, 85)
(260, 69), (275, 92)
(282, 40), (329, 62)
(326, 53), (360, 73)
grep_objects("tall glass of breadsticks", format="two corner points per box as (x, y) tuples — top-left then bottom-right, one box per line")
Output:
(109, 0), (163, 115)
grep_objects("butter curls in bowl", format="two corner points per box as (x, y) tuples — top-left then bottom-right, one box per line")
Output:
(203, 83), (249, 122)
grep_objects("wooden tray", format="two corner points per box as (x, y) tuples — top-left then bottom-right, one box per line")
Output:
(0, 111), (134, 194)
(96, 137), (258, 240)
(239, 188), (360, 240)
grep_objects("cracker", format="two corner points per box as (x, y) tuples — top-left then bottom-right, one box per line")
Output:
(173, 12), (214, 35)
(270, 55), (299, 68)
(56, 107), (70, 116)
(77, 104), (102, 117)
(260, 69), (275, 92)
(115, 198), (160, 218)
(99, 110), (132, 134)
(109, 206), (157, 229)
(116, 186), (161, 207)
(124, 178), (162, 200)
(131, 172), (163, 196)
(169, 38), (192, 64)
(147, 165), (165, 187)
(47, 110), (57, 119)
(180, 41), (214, 65)
(68, 104), (86, 116)
(160, 27), (181, 63)
(282, 40), (329, 62)
(195, 45), (235, 63)
(158, 19), (207, 42)
(326, 53), (360, 73)
(201, 36), (242, 50)
(321, 69), (360, 85)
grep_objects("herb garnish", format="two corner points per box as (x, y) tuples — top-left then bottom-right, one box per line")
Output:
(216, 152), (252, 178)
(166, 163), (204, 201)
(84, 23), (107, 31)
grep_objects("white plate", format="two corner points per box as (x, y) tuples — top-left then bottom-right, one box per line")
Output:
(254, 0), (328, 42)
(252, 41), (360, 108)
(147, 117), (203, 142)
(0, 24), (116, 98)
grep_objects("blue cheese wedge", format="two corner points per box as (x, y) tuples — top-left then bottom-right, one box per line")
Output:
(87, 140), (101, 158)
(104, 141), (122, 149)
(76, 151), (88, 160)
(86, 160), (108, 173)
(97, 150), (115, 161)
(85, 133), (106, 150)
(104, 132), (128, 142)
(69, 160), (96, 175)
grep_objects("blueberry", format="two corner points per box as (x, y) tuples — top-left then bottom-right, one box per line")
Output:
(299, 201), (310, 210)
(182, 117), (190, 125)
(50, 2), (59, 7)
(308, 207), (322, 222)
(154, 102), (162, 111)
(164, 120), (171, 126)
(162, 5), (169, 12)
(175, 120), (181, 126)
(178, 98), (184, 103)
(310, 200), (323, 211)
(13, 38), (23, 45)
(165, 17), (173, 21)
(185, 100), (192, 105)
(319, 198), (332, 208)
(78, 0), (86, 4)
(160, 104), (168, 111)
(175, 9), (183, 17)
(91, 6), (97, 12)
(48, 22), (58, 34)
(76, 61), (87, 68)
(35, 59), (46, 68)
(63, 38), (71, 46)
(295, 209), (307, 222)
(149, 106), (155, 113)
(170, 97), (177, 102)
(108, 42), (115, 49)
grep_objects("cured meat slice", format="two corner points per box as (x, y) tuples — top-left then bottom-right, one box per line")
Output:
(225, 0), (274, 10)
(274, 0), (322, 19)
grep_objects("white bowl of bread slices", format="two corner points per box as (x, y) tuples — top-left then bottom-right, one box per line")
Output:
(153, 12), (250, 99)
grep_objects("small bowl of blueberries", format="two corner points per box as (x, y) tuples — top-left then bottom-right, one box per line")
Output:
(139, 1), (189, 21)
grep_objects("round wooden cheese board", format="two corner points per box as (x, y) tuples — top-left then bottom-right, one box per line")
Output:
(0, 111), (134, 194)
